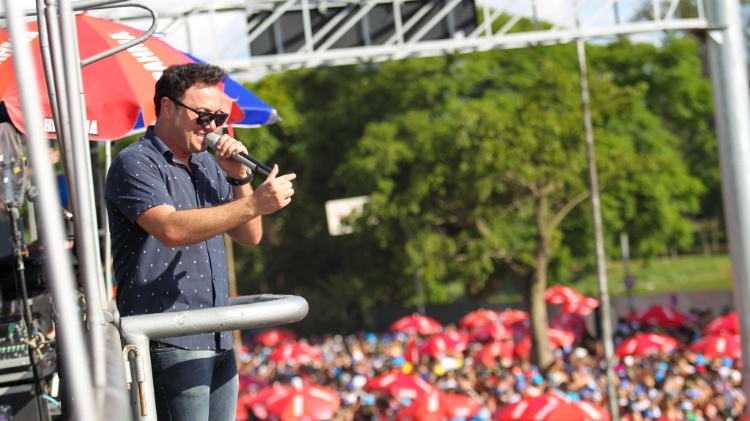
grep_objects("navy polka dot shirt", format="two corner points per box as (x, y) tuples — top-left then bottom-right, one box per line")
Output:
(105, 127), (234, 351)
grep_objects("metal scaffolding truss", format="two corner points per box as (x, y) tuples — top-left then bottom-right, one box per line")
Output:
(89, 0), (713, 79)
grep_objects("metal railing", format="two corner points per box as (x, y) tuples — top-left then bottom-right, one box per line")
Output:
(119, 294), (308, 420)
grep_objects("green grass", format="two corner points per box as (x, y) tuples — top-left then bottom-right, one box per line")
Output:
(489, 254), (734, 302)
(574, 254), (733, 297)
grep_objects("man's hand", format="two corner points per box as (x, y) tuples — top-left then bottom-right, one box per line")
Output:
(250, 164), (296, 215)
(211, 133), (250, 179)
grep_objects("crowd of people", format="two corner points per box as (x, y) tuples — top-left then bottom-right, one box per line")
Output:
(235, 308), (746, 421)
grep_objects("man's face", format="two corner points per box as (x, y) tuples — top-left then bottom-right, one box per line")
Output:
(164, 84), (223, 159)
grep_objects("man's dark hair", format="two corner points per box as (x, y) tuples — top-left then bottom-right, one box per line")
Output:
(154, 63), (228, 117)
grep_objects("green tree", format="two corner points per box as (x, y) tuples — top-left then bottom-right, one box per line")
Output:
(232, 40), (706, 364)
(337, 45), (702, 367)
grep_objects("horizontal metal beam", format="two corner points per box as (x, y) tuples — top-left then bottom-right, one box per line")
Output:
(222, 17), (712, 76)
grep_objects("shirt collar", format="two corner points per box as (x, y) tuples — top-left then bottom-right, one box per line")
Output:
(143, 126), (175, 162)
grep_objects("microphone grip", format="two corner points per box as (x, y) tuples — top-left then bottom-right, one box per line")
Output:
(238, 152), (271, 176)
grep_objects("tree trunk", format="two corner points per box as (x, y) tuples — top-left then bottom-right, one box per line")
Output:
(529, 207), (553, 369)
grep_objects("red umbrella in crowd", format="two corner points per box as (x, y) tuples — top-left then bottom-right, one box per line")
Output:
(470, 322), (515, 343)
(237, 392), (256, 421)
(560, 296), (600, 316)
(268, 341), (322, 365)
(615, 332), (679, 357)
(365, 370), (438, 399)
(545, 285), (584, 304)
(418, 332), (468, 359)
(495, 393), (565, 420)
(255, 328), (298, 347)
(475, 340), (515, 367)
(239, 372), (269, 392)
(497, 309), (530, 327)
(405, 337), (420, 365)
(703, 312), (739, 335)
(390, 314), (443, 335)
(443, 328), (471, 348)
(690, 333), (742, 360)
(0, 13), (276, 141)
(459, 309), (500, 330)
(256, 381), (341, 421)
(395, 390), (481, 421)
(626, 304), (688, 328)
(515, 328), (576, 358)
(532, 401), (611, 421)
(549, 313), (588, 342)
(240, 384), (290, 420)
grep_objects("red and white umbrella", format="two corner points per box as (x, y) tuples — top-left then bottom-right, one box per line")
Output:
(549, 313), (588, 342)
(396, 390), (481, 421)
(443, 328), (471, 348)
(703, 312), (739, 335)
(404, 337), (420, 365)
(0, 13), (275, 141)
(615, 332), (679, 357)
(418, 332), (468, 359)
(497, 309), (530, 328)
(544, 285), (584, 305)
(258, 382), (341, 421)
(241, 384), (291, 420)
(690, 333), (742, 360)
(255, 327), (298, 347)
(267, 341), (322, 365)
(459, 309), (500, 330)
(475, 340), (515, 367)
(495, 393), (565, 420)
(365, 371), (438, 400)
(390, 314), (443, 335)
(627, 304), (687, 328)
(239, 372), (269, 392)
(533, 401), (610, 421)
(470, 322), (515, 343)
(515, 328), (576, 358)
(560, 296), (600, 316)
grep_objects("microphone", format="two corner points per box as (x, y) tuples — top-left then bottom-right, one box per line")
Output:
(204, 133), (271, 177)
(26, 186), (73, 222)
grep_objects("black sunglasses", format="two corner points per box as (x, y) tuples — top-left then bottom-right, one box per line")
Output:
(169, 97), (229, 127)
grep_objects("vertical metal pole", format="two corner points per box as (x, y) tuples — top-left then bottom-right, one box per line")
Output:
(403, 228), (426, 314)
(104, 141), (113, 301)
(1, 1), (97, 420)
(576, 38), (619, 421)
(704, 0), (750, 412)
(621, 233), (634, 312)
(571, 0), (619, 412)
(57, 0), (107, 414)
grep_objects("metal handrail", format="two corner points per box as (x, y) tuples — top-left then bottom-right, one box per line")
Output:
(119, 294), (309, 421)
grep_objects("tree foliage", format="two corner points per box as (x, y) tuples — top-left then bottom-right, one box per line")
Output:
(234, 37), (712, 360)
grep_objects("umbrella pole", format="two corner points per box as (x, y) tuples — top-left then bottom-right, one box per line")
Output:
(104, 141), (113, 301)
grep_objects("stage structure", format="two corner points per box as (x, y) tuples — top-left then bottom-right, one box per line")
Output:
(89, 0), (712, 77)
(3, 0), (750, 420)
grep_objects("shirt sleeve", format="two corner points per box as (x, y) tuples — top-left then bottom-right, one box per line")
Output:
(105, 153), (175, 224)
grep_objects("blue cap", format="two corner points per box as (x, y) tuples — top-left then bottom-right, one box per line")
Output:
(364, 394), (376, 406)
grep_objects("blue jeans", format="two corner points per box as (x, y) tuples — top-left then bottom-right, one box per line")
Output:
(150, 342), (238, 421)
